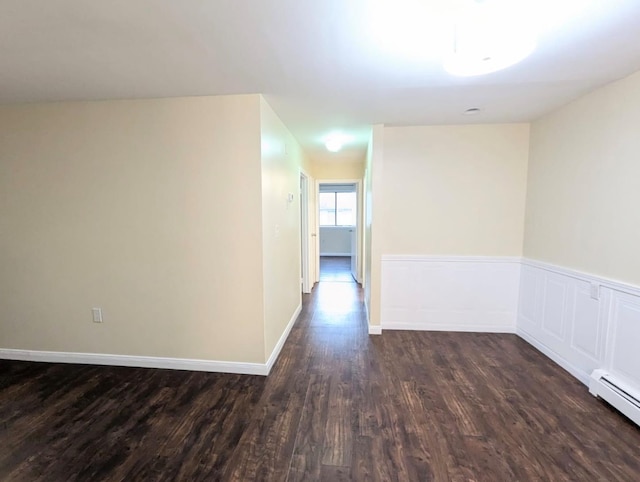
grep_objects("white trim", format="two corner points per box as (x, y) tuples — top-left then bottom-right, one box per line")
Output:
(300, 170), (311, 294)
(0, 304), (303, 377)
(265, 303), (302, 374)
(368, 325), (382, 335)
(0, 348), (269, 376)
(521, 258), (640, 297)
(364, 288), (379, 334)
(384, 322), (515, 333)
(382, 254), (522, 263)
(364, 297), (370, 324)
(320, 252), (351, 257)
(517, 328), (590, 386)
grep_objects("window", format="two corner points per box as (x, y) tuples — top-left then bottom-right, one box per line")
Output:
(319, 191), (356, 226)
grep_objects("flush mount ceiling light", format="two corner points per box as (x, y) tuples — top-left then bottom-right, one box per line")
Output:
(444, 0), (537, 76)
(324, 133), (352, 152)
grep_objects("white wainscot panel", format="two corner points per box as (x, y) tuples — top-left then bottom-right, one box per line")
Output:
(517, 260), (614, 385)
(381, 257), (520, 333)
(570, 281), (607, 364)
(606, 291), (640, 389)
(381, 263), (418, 326)
(517, 265), (542, 332)
(541, 274), (569, 342)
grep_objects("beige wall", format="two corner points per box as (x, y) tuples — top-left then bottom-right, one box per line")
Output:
(525, 71), (640, 285)
(259, 97), (304, 358)
(380, 124), (530, 255)
(364, 125), (384, 327)
(0, 95), (268, 363)
(312, 160), (364, 180)
(7, 69), (636, 367)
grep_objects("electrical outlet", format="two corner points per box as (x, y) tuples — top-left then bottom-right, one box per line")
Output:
(92, 308), (103, 323)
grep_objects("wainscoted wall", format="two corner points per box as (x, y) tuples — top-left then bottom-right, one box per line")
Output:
(518, 259), (640, 388)
(379, 255), (640, 394)
(381, 256), (521, 333)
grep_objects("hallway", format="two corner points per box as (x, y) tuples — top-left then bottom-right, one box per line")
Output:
(319, 256), (355, 283)
(1, 280), (640, 480)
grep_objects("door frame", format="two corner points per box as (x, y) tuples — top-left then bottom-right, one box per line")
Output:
(316, 178), (363, 284)
(300, 170), (312, 294)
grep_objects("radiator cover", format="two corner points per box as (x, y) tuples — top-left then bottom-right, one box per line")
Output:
(589, 369), (640, 427)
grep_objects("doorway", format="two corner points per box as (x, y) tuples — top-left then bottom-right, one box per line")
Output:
(300, 171), (311, 293)
(316, 181), (361, 284)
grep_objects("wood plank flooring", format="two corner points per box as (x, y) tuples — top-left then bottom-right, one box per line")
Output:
(319, 256), (355, 282)
(1, 277), (640, 480)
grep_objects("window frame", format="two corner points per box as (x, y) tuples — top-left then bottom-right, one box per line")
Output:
(319, 191), (356, 227)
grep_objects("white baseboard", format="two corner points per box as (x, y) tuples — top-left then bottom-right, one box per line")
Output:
(517, 328), (590, 386)
(0, 305), (303, 377)
(364, 294), (381, 334)
(265, 303), (302, 374)
(384, 322), (515, 333)
(0, 348), (268, 375)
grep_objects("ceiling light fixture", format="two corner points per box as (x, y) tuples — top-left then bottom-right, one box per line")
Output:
(444, 0), (537, 77)
(324, 133), (352, 152)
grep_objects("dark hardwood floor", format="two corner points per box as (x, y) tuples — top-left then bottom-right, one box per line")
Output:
(319, 256), (355, 283)
(1, 279), (640, 481)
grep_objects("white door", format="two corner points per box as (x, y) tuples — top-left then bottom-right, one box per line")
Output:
(300, 172), (311, 293)
(350, 227), (357, 282)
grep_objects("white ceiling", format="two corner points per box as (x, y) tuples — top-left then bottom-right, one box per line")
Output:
(2, 0), (640, 163)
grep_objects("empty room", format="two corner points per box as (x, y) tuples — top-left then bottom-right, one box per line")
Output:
(1, 1), (639, 481)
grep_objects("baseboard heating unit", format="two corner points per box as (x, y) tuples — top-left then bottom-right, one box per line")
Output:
(589, 369), (640, 427)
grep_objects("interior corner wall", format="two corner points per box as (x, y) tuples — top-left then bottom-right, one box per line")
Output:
(0, 95), (267, 364)
(519, 70), (640, 393)
(364, 125), (384, 330)
(524, 70), (640, 286)
(259, 97), (303, 361)
(376, 123), (529, 333)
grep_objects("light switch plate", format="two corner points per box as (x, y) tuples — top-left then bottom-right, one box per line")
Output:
(92, 307), (103, 323)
